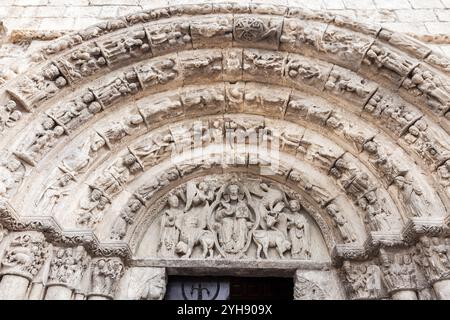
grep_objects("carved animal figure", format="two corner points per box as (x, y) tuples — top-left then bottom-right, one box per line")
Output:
(175, 216), (215, 259)
(253, 229), (291, 259)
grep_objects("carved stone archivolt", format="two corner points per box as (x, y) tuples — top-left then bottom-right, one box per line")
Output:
(1, 2), (450, 299)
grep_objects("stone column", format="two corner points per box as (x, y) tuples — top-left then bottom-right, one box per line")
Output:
(415, 236), (450, 300)
(116, 267), (167, 300)
(86, 257), (124, 300)
(43, 246), (89, 300)
(0, 232), (49, 300)
(379, 250), (418, 300)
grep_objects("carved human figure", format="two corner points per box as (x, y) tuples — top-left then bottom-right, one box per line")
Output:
(393, 176), (431, 217)
(286, 200), (311, 260)
(358, 190), (392, 231)
(326, 203), (356, 243)
(343, 261), (381, 299)
(110, 198), (143, 240)
(48, 246), (89, 288)
(15, 117), (65, 165)
(35, 173), (72, 215)
(437, 159), (450, 188)
(0, 100), (22, 133)
(414, 237), (450, 282)
(159, 195), (183, 257)
(214, 184), (253, 254)
(77, 188), (109, 228)
(132, 133), (174, 168)
(90, 258), (124, 298)
(0, 156), (25, 198)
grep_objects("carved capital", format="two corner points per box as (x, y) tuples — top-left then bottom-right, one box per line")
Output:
(47, 246), (90, 289)
(379, 249), (418, 293)
(342, 260), (385, 299)
(0, 231), (49, 281)
(414, 236), (450, 284)
(88, 257), (124, 299)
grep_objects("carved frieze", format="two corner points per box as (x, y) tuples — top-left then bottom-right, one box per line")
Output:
(55, 43), (107, 84)
(151, 175), (324, 260)
(401, 65), (450, 116)
(7, 64), (68, 110)
(96, 27), (151, 66)
(145, 19), (192, 55)
(380, 250), (417, 293)
(91, 70), (140, 109)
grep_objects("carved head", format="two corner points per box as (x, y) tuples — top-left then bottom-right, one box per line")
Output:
(289, 200), (301, 212)
(227, 184), (240, 201)
(42, 118), (56, 130)
(363, 141), (377, 154)
(365, 191), (377, 204)
(123, 154), (137, 166)
(198, 182), (208, 191)
(88, 101), (102, 114)
(167, 195), (179, 208)
(5, 100), (16, 111)
(6, 158), (22, 172)
(91, 189), (102, 201)
(282, 240), (292, 252)
(431, 237), (441, 246)
(82, 91), (95, 104)
(59, 173), (72, 186)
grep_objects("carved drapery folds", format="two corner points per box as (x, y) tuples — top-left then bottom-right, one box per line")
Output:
(88, 258), (124, 299)
(414, 236), (450, 284)
(151, 175), (319, 261)
(47, 246), (89, 289)
(1, 2), (450, 300)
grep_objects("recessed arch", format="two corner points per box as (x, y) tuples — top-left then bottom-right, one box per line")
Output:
(1, 2), (450, 300)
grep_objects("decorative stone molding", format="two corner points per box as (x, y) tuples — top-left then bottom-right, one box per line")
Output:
(0, 2), (450, 300)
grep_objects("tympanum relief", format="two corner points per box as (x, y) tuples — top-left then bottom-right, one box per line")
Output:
(138, 175), (327, 261)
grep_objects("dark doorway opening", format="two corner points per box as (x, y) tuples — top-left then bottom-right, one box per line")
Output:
(165, 276), (293, 300)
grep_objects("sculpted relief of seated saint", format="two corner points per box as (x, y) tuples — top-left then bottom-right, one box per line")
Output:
(154, 175), (324, 261)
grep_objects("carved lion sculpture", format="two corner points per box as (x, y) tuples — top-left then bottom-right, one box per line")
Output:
(253, 229), (291, 259)
(175, 217), (215, 259)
